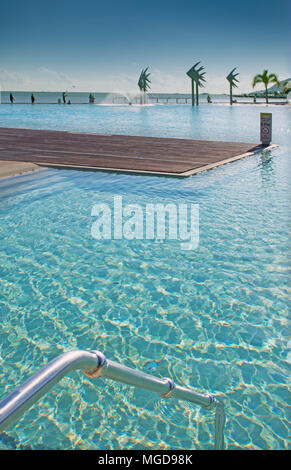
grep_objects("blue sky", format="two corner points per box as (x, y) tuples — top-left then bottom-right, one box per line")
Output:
(0, 0), (290, 93)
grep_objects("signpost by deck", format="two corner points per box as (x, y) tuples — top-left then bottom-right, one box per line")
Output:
(260, 113), (272, 145)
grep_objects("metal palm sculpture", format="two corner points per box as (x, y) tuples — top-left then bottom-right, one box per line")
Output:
(186, 61), (206, 106)
(226, 68), (239, 105)
(138, 67), (151, 104)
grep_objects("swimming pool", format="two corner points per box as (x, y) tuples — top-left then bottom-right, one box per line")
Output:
(0, 104), (290, 449)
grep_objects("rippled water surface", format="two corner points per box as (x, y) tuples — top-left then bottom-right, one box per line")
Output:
(0, 104), (290, 450)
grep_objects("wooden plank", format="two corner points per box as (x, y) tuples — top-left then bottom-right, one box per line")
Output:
(0, 127), (271, 177)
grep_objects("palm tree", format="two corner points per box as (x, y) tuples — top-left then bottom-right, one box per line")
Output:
(282, 82), (291, 95)
(226, 68), (239, 105)
(138, 67), (151, 104)
(252, 70), (280, 103)
(186, 62), (206, 106)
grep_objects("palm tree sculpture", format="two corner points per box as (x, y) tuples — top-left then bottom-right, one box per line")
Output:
(226, 68), (239, 105)
(186, 62), (206, 106)
(252, 69), (280, 104)
(138, 67), (151, 104)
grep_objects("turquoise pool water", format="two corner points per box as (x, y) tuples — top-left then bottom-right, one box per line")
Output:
(0, 104), (290, 450)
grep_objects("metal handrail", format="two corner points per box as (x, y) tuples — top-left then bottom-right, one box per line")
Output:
(0, 350), (225, 449)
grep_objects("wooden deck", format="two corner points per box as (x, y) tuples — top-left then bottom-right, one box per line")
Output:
(0, 127), (269, 177)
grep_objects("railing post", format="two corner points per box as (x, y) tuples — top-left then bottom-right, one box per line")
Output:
(0, 350), (226, 449)
(214, 400), (226, 450)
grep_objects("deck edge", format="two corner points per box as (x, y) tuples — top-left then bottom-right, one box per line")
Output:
(35, 144), (278, 178)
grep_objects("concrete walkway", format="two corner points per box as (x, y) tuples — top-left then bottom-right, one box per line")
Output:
(0, 160), (42, 179)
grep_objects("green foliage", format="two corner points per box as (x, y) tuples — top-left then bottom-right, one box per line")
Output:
(252, 69), (281, 103)
(282, 84), (291, 95)
(252, 70), (280, 90)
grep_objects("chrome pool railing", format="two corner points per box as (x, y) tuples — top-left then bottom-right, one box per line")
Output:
(0, 350), (225, 449)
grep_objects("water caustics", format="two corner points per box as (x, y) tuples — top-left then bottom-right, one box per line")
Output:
(0, 104), (290, 450)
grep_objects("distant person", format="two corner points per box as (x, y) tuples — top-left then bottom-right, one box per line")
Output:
(62, 92), (67, 104)
(31, 93), (35, 104)
(253, 96), (257, 103)
(9, 93), (14, 104)
(89, 93), (95, 104)
(207, 94), (212, 103)
(68, 100), (71, 105)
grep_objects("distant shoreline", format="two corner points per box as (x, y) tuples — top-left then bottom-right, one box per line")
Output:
(0, 101), (288, 106)
(1, 90), (288, 106)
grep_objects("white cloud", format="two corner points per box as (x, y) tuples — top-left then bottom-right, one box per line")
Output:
(0, 69), (33, 89)
(0, 67), (77, 91)
(0, 66), (255, 94)
(36, 68), (76, 89)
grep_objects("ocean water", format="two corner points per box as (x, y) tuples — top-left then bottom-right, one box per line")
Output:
(0, 90), (284, 105)
(0, 104), (290, 450)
